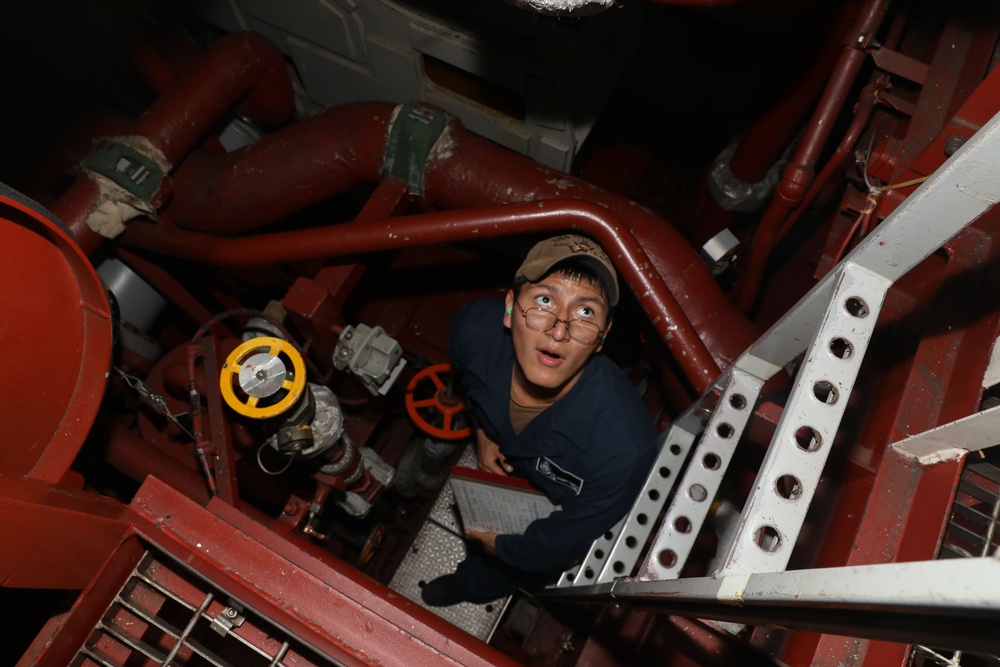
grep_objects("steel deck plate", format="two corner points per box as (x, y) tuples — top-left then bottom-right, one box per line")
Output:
(389, 447), (510, 641)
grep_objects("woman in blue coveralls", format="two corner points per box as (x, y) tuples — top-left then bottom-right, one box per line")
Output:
(421, 234), (658, 607)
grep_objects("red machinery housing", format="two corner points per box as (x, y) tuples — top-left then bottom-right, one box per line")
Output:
(2, 0), (1000, 665)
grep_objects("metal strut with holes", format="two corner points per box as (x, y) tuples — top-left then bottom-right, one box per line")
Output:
(546, 106), (1000, 653)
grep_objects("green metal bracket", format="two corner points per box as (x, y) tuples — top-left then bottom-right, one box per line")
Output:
(82, 140), (165, 201)
(382, 104), (449, 196)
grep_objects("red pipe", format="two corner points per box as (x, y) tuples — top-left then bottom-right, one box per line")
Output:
(775, 80), (884, 244)
(122, 201), (722, 392)
(167, 103), (391, 232)
(131, 32), (293, 161)
(735, 0), (891, 312)
(691, 0), (862, 251)
(52, 32), (294, 254)
(105, 420), (211, 505)
(165, 101), (758, 370)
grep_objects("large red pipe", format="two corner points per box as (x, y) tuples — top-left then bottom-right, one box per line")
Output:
(165, 102), (757, 371)
(166, 103), (390, 231)
(123, 200), (721, 392)
(52, 32), (294, 255)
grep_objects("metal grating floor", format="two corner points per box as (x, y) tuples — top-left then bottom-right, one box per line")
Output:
(939, 460), (1000, 560)
(73, 549), (343, 667)
(910, 457), (1000, 667)
(389, 446), (510, 641)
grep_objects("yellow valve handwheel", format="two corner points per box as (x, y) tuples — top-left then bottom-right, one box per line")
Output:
(220, 336), (307, 419)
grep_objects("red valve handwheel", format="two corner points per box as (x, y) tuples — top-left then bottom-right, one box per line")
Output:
(404, 363), (472, 441)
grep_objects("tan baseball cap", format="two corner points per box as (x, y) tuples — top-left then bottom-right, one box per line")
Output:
(515, 234), (619, 306)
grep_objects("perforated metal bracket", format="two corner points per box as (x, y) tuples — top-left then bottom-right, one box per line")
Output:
(639, 367), (766, 581)
(552, 413), (701, 588)
(717, 262), (888, 575)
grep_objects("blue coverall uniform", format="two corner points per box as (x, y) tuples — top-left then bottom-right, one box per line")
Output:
(447, 297), (658, 602)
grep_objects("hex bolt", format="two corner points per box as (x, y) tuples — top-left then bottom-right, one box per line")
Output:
(944, 134), (967, 157)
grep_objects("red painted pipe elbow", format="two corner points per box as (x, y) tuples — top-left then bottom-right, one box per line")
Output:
(52, 31), (294, 253)
(773, 163), (815, 209)
(134, 31), (294, 163)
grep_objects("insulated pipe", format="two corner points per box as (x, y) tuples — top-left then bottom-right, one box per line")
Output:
(51, 32), (294, 255)
(166, 103), (391, 231)
(122, 201), (721, 392)
(735, 0), (891, 312)
(127, 31), (293, 162)
(165, 102), (758, 370)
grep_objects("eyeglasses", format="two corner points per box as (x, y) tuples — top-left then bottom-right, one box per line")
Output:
(513, 300), (605, 345)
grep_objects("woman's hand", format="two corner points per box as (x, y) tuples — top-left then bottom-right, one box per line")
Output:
(476, 428), (513, 475)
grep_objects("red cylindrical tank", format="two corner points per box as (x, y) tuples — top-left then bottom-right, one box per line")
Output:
(0, 184), (112, 483)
